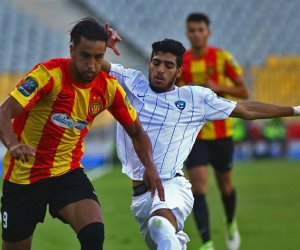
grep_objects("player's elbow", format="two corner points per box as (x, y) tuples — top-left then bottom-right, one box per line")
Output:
(241, 89), (250, 99)
(231, 104), (255, 120)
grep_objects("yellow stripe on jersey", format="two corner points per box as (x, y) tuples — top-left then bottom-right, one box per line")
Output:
(191, 60), (206, 84)
(225, 117), (234, 137)
(105, 78), (117, 107)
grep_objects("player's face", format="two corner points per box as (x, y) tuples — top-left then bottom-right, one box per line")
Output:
(70, 37), (106, 83)
(149, 52), (182, 93)
(186, 21), (210, 49)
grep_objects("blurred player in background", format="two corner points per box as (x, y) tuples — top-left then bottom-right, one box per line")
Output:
(181, 13), (249, 250)
(103, 25), (300, 250)
(0, 18), (163, 250)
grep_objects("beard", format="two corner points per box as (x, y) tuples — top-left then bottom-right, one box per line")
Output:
(72, 62), (96, 83)
(149, 71), (177, 93)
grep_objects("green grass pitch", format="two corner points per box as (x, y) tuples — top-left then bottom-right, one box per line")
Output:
(1, 159), (300, 249)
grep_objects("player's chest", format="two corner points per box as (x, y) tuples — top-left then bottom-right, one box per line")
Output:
(131, 92), (197, 124)
(45, 84), (107, 124)
(182, 57), (226, 83)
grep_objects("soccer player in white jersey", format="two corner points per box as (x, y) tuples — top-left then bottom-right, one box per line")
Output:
(103, 31), (300, 250)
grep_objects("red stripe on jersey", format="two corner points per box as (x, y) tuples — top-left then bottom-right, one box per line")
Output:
(4, 112), (29, 180)
(29, 84), (76, 183)
(70, 128), (88, 170)
(214, 120), (227, 138)
(181, 51), (193, 84)
(109, 88), (134, 126)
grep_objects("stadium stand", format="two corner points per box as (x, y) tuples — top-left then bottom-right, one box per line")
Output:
(252, 55), (300, 106)
(0, 1), (66, 72)
(80, 0), (300, 65)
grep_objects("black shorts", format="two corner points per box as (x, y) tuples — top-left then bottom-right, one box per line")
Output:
(185, 137), (234, 172)
(1, 168), (99, 242)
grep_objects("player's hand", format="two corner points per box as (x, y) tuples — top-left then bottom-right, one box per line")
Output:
(143, 166), (165, 201)
(204, 77), (220, 93)
(105, 23), (122, 56)
(9, 144), (36, 163)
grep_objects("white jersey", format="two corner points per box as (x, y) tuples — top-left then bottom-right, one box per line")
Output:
(110, 64), (237, 181)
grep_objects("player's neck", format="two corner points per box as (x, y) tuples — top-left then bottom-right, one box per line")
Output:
(191, 45), (208, 58)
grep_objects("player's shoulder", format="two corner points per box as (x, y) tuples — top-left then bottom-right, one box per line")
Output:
(99, 70), (118, 81)
(183, 49), (192, 60)
(95, 71), (120, 90)
(40, 58), (69, 71)
(209, 46), (233, 58)
(178, 85), (209, 98)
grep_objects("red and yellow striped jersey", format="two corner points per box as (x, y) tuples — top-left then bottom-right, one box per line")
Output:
(3, 58), (137, 184)
(181, 47), (242, 140)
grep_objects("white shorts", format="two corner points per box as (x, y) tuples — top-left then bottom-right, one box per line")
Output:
(130, 176), (194, 250)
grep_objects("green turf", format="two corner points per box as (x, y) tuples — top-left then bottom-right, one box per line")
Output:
(1, 159), (300, 249)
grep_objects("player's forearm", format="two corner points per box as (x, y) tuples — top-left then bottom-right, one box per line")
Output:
(131, 130), (155, 169)
(231, 101), (294, 120)
(215, 85), (249, 99)
(124, 119), (155, 170)
(101, 60), (111, 74)
(0, 108), (19, 150)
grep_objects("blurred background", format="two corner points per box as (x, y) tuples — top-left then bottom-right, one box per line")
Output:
(0, 0), (300, 249)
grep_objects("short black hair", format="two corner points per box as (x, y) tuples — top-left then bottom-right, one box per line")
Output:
(186, 13), (210, 26)
(70, 17), (109, 46)
(151, 39), (186, 67)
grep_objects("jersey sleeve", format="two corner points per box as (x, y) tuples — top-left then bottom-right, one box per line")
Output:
(10, 64), (53, 111)
(106, 78), (137, 127)
(203, 88), (237, 121)
(110, 63), (137, 88)
(223, 50), (243, 80)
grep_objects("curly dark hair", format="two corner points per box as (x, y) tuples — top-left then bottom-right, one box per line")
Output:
(151, 39), (186, 67)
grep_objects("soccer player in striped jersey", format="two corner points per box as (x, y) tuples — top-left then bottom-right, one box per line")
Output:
(103, 27), (300, 250)
(0, 18), (163, 250)
(181, 13), (249, 250)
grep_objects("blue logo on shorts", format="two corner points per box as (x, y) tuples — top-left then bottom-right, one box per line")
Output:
(18, 78), (38, 97)
(175, 100), (186, 110)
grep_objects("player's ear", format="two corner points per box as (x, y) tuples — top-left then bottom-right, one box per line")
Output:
(70, 44), (75, 58)
(176, 67), (183, 78)
(208, 28), (212, 38)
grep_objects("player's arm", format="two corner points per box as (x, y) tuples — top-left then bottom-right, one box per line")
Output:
(123, 118), (165, 201)
(0, 96), (35, 163)
(206, 76), (249, 99)
(230, 101), (295, 119)
(206, 50), (249, 99)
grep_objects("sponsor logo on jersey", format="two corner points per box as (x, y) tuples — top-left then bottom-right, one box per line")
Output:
(51, 113), (89, 130)
(175, 100), (186, 110)
(18, 78), (38, 97)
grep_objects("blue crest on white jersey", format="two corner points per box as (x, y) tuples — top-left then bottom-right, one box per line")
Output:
(175, 100), (186, 110)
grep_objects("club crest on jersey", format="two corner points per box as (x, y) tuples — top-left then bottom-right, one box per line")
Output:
(18, 78), (38, 97)
(51, 113), (89, 130)
(175, 100), (186, 110)
(207, 66), (216, 76)
(89, 101), (103, 116)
